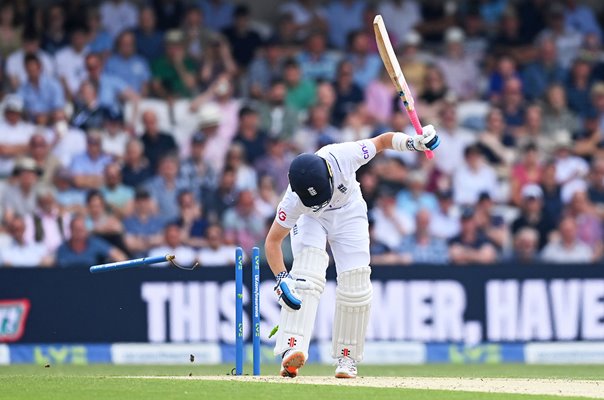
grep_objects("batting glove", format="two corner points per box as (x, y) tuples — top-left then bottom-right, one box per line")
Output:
(410, 124), (440, 152)
(274, 272), (311, 311)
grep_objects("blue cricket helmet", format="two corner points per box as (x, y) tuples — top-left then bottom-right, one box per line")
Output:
(288, 153), (333, 209)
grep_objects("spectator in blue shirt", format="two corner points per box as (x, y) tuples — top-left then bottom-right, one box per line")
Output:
(105, 31), (152, 95)
(69, 131), (113, 190)
(18, 53), (65, 124)
(124, 188), (166, 257)
(84, 52), (138, 113)
(199, 0), (234, 31)
(133, 6), (165, 63)
(297, 31), (340, 82)
(145, 155), (191, 222)
(325, 0), (365, 49)
(399, 209), (449, 265)
(521, 37), (565, 101)
(347, 30), (382, 90)
(86, 7), (113, 55)
(564, 0), (602, 40)
(56, 214), (126, 268)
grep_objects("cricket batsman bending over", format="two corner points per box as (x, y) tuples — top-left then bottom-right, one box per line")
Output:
(265, 125), (440, 378)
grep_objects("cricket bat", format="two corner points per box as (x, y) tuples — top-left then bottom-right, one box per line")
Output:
(373, 15), (434, 160)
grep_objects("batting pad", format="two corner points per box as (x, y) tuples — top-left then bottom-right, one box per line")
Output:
(274, 247), (329, 357)
(332, 266), (372, 362)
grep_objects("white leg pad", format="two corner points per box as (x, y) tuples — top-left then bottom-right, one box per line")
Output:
(332, 266), (372, 362)
(274, 247), (329, 356)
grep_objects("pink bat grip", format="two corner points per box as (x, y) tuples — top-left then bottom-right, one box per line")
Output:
(407, 109), (434, 160)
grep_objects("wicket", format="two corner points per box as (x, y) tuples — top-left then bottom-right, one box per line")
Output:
(235, 246), (261, 376)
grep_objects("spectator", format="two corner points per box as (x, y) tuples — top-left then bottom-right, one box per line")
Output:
(53, 168), (86, 213)
(151, 29), (198, 98)
(0, 2), (22, 59)
(541, 216), (593, 263)
(152, 0), (185, 31)
(521, 37), (565, 101)
(396, 170), (438, 217)
(553, 136), (589, 186)
(449, 208), (497, 265)
(511, 184), (556, 250)
(433, 101), (475, 175)
(5, 29), (55, 89)
(101, 163), (135, 218)
(293, 105), (340, 153)
(510, 143), (542, 206)
(121, 139), (154, 188)
(255, 138), (293, 194)
(224, 143), (258, 192)
(0, 95), (36, 178)
(248, 39), (285, 99)
(332, 60), (364, 127)
(198, 33), (236, 90)
(84, 190), (126, 252)
(1, 158), (41, 222)
(255, 174), (280, 218)
(378, 0), (422, 43)
(399, 209), (448, 264)
(148, 222), (197, 267)
(279, 0), (326, 40)
(199, 0), (235, 32)
(221, 4), (262, 70)
(233, 107), (268, 165)
(498, 77), (526, 130)
(347, 30), (381, 90)
(101, 111), (130, 160)
(105, 31), (152, 95)
(474, 192), (508, 250)
(462, 9), (488, 62)
(257, 79), (300, 140)
(297, 31), (340, 82)
(563, 0), (602, 41)
(23, 185), (71, 255)
(453, 145), (498, 205)
(145, 155), (190, 221)
(508, 227), (540, 264)
(436, 27), (480, 100)
(588, 157), (604, 206)
(203, 167), (238, 222)
(84, 53), (138, 113)
(398, 30), (429, 93)
(476, 108), (514, 172)
(518, 0), (548, 42)
(198, 224), (237, 266)
(541, 160), (564, 219)
(27, 133), (60, 186)
(56, 214), (126, 268)
(566, 188), (603, 256)
(69, 132), (113, 190)
(283, 58), (317, 111)
(140, 110), (179, 172)
(370, 189), (414, 251)
(86, 7), (113, 55)
(0, 215), (52, 267)
(41, 3), (69, 55)
(222, 190), (265, 253)
(18, 53), (65, 124)
(133, 6), (164, 63)
(181, 6), (212, 62)
(54, 24), (90, 97)
(429, 189), (459, 240)
(538, 3), (582, 69)
(174, 189), (208, 248)
(123, 188), (165, 257)
(100, 0), (138, 39)
(591, 83), (604, 134)
(325, 0), (364, 50)
(418, 65), (450, 122)
(179, 132), (217, 196)
(70, 81), (111, 131)
(541, 84), (580, 144)
(490, 8), (532, 62)
(488, 55), (520, 102)
(364, 69), (396, 126)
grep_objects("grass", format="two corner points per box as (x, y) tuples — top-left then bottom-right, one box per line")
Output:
(0, 364), (603, 400)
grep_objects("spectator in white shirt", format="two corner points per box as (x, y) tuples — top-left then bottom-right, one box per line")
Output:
(0, 215), (52, 267)
(433, 101), (475, 175)
(453, 144), (498, 205)
(54, 24), (89, 97)
(198, 224), (238, 267)
(541, 216), (593, 263)
(148, 222), (198, 268)
(429, 189), (460, 240)
(0, 95), (36, 178)
(6, 29), (55, 89)
(100, 0), (139, 39)
(436, 27), (481, 100)
(370, 189), (414, 250)
(378, 0), (422, 43)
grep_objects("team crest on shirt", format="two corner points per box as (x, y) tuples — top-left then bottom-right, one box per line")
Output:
(337, 184), (347, 193)
(307, 187), (318, 196)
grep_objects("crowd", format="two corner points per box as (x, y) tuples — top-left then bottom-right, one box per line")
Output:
(0, 0), (603, 268)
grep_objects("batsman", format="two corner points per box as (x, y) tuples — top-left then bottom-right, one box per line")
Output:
(265, 127), (440, 378)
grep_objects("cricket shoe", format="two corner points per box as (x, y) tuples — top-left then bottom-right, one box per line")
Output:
(335, 356), (357, 379)
(280, 349), (306, 378)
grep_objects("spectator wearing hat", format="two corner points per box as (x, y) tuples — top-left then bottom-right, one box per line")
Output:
(54, 24), (90, 97)
(511, 184), (557, 250)
(18, 53), (66, 124)
(140, 110), (179, 172)
(151, 29), (198, 98)
(148, 222), (197, 267)
(1, 158), (42, 222)
(99, 0), (138, 39)
(399, 209), (448, 265)
(5, 29), (55, 89)
(436, 27), (480, 100)
(433, 100), (475, 176)
(541, 216), (593, 263)
(0, 95), (36, 178)
(248, 39), (285, 99)
(429, 189), (459, 240)
(370, 188), (414, 251)
(449, 208), (497, 265)
(508, 227), (541, 264)
(133, 6), (164, 63)
(69, 132), (113, 190)
(24, 185), (71, 255)
(198, 224), (238, 266)
(123, 188), (165, 257)
(283, 58), (317, 112)
(101, 111), (130, 160)
(56, 214), (126, 268)
(522, 37), (565, 101)
(221, 4), (262, 70)
(84, 53), (138, 113)
(145, 155), (191, 221)
(27, 133), (61, 186)
(378, 0), (422, 43)
(257, 79), (300, 139)
(0, 215), (53, 267)
(121, 139), (154, 188)
(453, 145), (498, 206)
(325, 0), (364, 50)
(101, 163), (135, 218)
(105, 31), (151, 95)
(179, 132), (217, 195)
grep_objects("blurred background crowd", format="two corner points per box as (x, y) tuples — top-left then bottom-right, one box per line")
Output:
(0, 0), (603, 268)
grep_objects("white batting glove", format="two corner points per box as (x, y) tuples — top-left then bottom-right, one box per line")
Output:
(411, 125), (440, 152)
(274, 272), (312, 311)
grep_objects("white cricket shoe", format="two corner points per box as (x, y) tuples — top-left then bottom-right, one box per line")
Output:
(280, 349), (306, 378)
(335, 356), (357, 379)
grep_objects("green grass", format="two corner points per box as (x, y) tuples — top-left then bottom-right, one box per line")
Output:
(0, 364), (603, 400)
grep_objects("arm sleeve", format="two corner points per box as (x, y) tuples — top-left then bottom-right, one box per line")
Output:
(274, 188), (303, 229)
(320, 139), (377, 175)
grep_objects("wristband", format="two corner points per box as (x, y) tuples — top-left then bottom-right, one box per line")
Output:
(275, 271), (289, 281)
(391, 132), (413, 152)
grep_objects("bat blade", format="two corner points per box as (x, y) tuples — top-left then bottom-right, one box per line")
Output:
(373, 14), (434, 160)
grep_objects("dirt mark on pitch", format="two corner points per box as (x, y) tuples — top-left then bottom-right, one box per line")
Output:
(126, 375), (604, 398)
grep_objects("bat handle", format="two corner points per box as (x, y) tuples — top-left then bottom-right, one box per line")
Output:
(408, 109), (434, 160)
